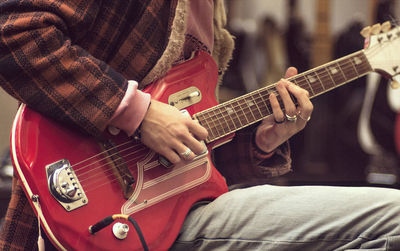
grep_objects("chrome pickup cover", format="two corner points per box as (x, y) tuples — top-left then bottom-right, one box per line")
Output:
(46, 159), (88, 211)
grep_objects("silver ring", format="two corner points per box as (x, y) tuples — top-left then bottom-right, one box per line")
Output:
(298, 113), (311, 122)
(274, 117), (285, 124)
(180, 148), (192, 158)
(285, 113), (297, 122)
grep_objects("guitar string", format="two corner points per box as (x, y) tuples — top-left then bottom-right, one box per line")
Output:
(70, 40), (389, 190)
(76, 147), (146, 182)
(78, 149), (148, 190)
(75, 60), (371, 191)
(81, 150), (151, 193)
(199, 57), (372, 137)
(71, 53), (370, 182)
(198, 53), (368, 121)
(194, 40), (389, 139)
(70, 140), (133, 170)
(73, 142), (147, 176)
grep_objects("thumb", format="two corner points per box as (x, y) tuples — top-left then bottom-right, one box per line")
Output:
(285, 67), (298, 79)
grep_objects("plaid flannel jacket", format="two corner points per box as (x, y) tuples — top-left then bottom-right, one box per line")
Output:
(0, 0), (177, 136)
(0, 0), (291, 249)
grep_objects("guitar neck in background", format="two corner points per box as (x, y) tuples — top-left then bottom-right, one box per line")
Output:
(311, 0), (333, 67)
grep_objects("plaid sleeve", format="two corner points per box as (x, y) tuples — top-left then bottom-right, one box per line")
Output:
(0, 0), (127, 136)
(213, 124), (292, 186)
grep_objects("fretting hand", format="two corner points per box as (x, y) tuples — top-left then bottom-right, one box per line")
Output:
(254, 67), (313, 153)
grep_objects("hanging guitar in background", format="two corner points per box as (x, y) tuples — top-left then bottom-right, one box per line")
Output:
(358, 0), (400, 186)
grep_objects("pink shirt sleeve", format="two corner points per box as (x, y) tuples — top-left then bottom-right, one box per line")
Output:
(108, 80), (151, 136)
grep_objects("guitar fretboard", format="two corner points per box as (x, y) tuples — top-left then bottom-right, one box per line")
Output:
(193, 50), (372, 143)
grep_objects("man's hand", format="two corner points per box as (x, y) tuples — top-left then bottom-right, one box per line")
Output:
(255, 67), (314, 153)
(139, 100), (208, 164)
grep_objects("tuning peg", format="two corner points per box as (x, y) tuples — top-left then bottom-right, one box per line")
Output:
(360, 26), (371, 38)
(370, 23), (382, 35)
(381, 21), (391, 33)
(391, 80), (399, 89)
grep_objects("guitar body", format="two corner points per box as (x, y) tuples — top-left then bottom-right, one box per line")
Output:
(11, 52), (229, 250)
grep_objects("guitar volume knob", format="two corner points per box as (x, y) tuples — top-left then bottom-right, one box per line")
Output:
(112, 222), (129, 240)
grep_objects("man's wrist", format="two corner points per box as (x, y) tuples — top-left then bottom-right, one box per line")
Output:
(252, 127), (275, 157)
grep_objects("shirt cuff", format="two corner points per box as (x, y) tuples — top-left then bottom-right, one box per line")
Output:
(108, 80), (151, 136)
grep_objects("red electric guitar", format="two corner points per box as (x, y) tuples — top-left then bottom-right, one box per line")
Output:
(10, 23), (400, 250)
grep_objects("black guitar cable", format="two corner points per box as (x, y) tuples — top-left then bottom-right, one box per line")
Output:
(89, 214), (149, 251)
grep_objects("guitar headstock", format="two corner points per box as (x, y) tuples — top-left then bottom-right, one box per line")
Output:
(362, 21), (400, 89)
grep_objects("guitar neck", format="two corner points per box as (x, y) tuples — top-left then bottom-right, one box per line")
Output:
(194, 49), (373, 143)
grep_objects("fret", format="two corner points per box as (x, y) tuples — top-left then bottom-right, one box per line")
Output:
(291, 78), (300, 87)
(236, 99), (251, 125)
(195, 50), (374, 144)
(359, 53), (372, 73)
(265, 86), (286, 109)
(250, 95), (264, 120)
(243, 99), (257, 122)
(231, 100), (245, 128)
(349, 56), (360, 75)
(211, 108), (227, 136)
(207, 113), (219, 138)
(335, 61), (348, 82)
(324, 62), (344, 87)
(300, 75), (315, 96)
(315, 67), (335, 91)
(340, 58), (358, 80)
(305, 71), (324, 95)
(258, 88), (273, 115)
(291, 78), (309, 94)
(224, 102), (242, 130)
(254, 90), (266, 115)
(217, 105), (233, 132)
(313, 71), (324, 92)
(293, 76), (312, 97)
(245, 97), (260, 121)
(217, 107), (233, 134)
(199, 113), (216, 139)
(358, 61), (371, 74)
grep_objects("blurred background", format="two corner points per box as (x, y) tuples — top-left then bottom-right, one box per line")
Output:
(220, 0), (400, 187)
(0, 0), (400, 224)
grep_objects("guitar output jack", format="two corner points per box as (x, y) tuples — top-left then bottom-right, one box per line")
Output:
(112, 222), (130, 240)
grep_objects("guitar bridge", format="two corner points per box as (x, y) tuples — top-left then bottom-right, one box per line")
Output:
(46, 159), (88, 211)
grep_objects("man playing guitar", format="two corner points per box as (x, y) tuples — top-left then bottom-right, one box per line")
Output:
(1, 1), (400, 250)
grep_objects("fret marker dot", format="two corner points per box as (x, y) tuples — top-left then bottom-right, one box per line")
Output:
(329, 67), (338, 74)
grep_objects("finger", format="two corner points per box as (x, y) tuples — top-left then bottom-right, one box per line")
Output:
(175, 145), (195, 160)
(165, 138), (196, 162)
(284, 67), (298, 79)
(269, 92), (285, 123)
(181, 135), (206, 155)
(287, 84), (313, 124)
(187, 120), (209, 140)
(159, 144), (181, 164)
(276, 80), (297, 117)
(171, 122), (206, 155)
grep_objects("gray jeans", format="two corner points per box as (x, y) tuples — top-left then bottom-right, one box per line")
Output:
(170, 185), (400, 250)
